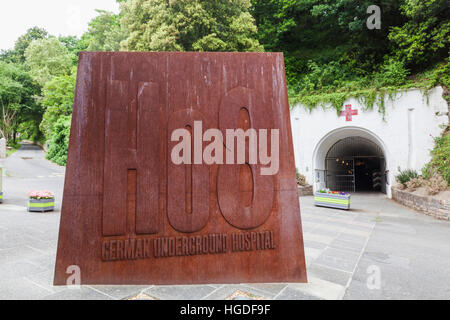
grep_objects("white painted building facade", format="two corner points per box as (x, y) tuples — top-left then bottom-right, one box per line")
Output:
(290, 86), (449, 198)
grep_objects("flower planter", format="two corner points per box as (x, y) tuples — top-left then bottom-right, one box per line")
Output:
(314, 192), (351, 210)
(0, 192), (3, 203)
(28, 198), (55, 212)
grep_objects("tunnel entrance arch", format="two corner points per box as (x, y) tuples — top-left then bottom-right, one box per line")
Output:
(313, 127), (391, 196)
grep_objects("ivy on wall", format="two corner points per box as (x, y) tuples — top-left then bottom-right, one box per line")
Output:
(289, 59), (449, 121)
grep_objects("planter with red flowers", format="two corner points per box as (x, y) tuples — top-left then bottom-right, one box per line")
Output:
(314, 189), (351, 210)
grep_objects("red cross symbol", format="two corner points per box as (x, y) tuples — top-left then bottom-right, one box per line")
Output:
(340, 104), (358, 121)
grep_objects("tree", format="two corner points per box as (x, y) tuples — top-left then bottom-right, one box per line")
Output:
(40, 70), (77, 139)
(251, 0), (405, 84)
(12, 27), (49, 63)
(120, 0), (263, 52)
(0, 49), (17, 63)
(388, 0), (449, 70)
(24, 38), (74, 86)
(46, 115), (72, 166)
(0, 62), (41, 143)
(58, 35), (79, 53)
(83, 10), (127, 51)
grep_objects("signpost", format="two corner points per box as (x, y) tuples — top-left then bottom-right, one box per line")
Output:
(54, 52), (307, 285)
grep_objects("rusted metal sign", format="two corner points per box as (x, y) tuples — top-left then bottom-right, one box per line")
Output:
(54, 52), (307, 285)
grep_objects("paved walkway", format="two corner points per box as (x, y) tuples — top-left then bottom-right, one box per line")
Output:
(0, 143), (449, 299)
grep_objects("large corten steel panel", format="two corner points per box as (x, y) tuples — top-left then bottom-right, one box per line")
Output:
(54, 52), (307, 285)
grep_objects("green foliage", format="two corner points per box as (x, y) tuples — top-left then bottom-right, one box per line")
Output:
(0, 61), (42, 142)
(428, 129), (450, 184)
(388, 0), (449, 70)
(374, 59), (409, 87)
(24, 38), (74, 86)
(252, 0), (448, 113)
(58, 35), (86, 64)
(0, 49), (17, 64)
(421, 162), (434, 180)
(428, 56), (450, 102)
(396, 168), (419, 186)
(299, 61), (351, 92)
(16, 120), (40, 141)
(11, 27), (49, 63)
(120, 0), (263, 52)
(83, 10), (127, 52)
(46, 115), (72, 166)
(433, 57), (450, 89)
(252, 0), (404, 77)
(40, 71), (76, 139)
(6, 147), (18, 157)
(58, 35), (79, 53)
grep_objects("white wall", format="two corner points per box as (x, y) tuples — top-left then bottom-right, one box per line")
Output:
(290, 86), (449, 197)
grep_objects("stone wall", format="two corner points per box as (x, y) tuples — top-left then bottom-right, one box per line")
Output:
(391, 187), (450, 221)
(298, 185), (313, 197)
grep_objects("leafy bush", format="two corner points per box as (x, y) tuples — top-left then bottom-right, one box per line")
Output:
(421, 163), (434, 180)
(40, 71), (76, 139)
(300, 60), (353, 92)
(429, 57), (450, 90)
(388, 0), (449, 68)
(421, 127), (449, 186)
(429, 131), (450, 185)
(374, 59), (409, 87)
(46, 115), (71, 166)
(7, 141), (21, 150)
(396, 168), (419, 186)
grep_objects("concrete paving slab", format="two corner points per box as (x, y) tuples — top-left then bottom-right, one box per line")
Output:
(242, 283), (288, 296)
(43, 287), (114, 300)
(144, 285), (217, 300)
(0, 278), (54, 300)
(0, 260), (48, 279)
(305, 247), (323, 265)
(329, 239), (365, 252)
(303, 240), (328, 250)
(90, 285), (152, 300)
(313, 254), (358, 273)
(24, 269), (66, 294)
(274, 286), (321, 300)
(200, 284), (274, 300)
(307, 263), (352, 286)
(303, 233), (334, 245)
(286, 276), (346, 300)
(322, 247), (360, 261)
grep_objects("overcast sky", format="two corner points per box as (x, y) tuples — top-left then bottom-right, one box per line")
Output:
(0, 0), (120, 51)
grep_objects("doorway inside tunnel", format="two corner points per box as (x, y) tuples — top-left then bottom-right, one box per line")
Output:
(325, 136), (386, 193)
